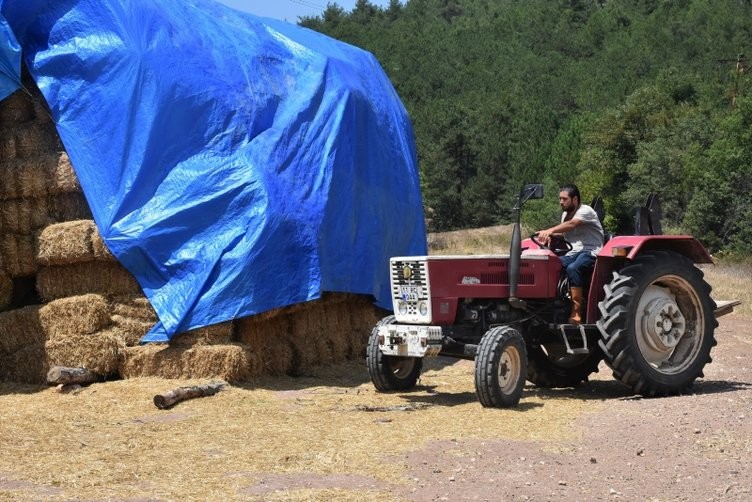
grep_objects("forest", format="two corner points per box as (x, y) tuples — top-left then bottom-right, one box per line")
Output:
(300, 0), (751, 255)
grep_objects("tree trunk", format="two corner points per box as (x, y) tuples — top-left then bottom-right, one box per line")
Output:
(153, 381), (227, 409)
(46, 366), (99, 385)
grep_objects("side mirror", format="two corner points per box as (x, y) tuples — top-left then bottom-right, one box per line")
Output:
(521, 183), (544, 202)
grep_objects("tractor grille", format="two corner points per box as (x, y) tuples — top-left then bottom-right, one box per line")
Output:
(480, 262), (534, 285)
(390, 259), (429, 299)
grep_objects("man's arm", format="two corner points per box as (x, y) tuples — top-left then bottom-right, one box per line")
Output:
(537, 218), (584, 243)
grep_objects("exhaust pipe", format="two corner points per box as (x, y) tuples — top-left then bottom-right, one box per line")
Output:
(508, 184), (543, 309)
(508, 199), (525, 309)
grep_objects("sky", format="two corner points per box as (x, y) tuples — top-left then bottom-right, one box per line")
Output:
(216, 0), (393, 22)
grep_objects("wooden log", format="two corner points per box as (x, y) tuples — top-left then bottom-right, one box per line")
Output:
(46, 366), (100, 385)
(153, 381), (227, 409)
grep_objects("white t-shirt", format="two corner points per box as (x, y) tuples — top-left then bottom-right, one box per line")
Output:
(561, 204), (604, 256)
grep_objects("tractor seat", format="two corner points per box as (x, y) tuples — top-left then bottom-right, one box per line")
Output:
(590, 196), (610, 244)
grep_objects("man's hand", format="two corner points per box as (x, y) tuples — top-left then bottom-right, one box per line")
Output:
(537, 218), (581, 245)
(537, 228), (554, 245)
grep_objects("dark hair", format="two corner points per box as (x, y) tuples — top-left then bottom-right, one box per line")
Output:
(559, 183), (580, 204)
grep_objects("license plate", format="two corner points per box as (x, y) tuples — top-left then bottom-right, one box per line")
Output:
(399, 285), (420, 301)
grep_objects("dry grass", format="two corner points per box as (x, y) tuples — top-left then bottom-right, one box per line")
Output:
(0, 359), (593, 501)
(701, 261), (752, 316)
(427, 224), (514, 255)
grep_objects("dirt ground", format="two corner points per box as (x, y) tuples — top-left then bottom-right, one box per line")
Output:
(398, 313), (752, 502)
(1, 314), (750, 501)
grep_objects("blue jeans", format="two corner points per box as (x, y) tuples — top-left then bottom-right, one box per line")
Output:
(559, 251), (596, 287)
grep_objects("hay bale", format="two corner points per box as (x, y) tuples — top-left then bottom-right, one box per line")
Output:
(235, 313), (294, 376)
(107, 295), (158, 346)
(0, 305), (44, 356)
(36, 220), (96, 266)
(38, 294), (111, 340)
(0, 153), (82, 200)
(111, 295), (157, 322)
(283, 294), (380, 373)
(346, 298), (384, 358)
(0, 90), (34, 125)
(319, 301), (353, 362)
(119, 343), (259, 382)
(323, 294), (382, 359)
(0, 159), (22, 200)
(0, 233), (38, 277)
(232, 294), (380, 376)
(289, 302), (334, 373)
(49, 152), (81, 195)
(45, 331), (122, 376)
(0, 194), (92, 234)
(14, 122), (55, 159)
(36, 261), (142, 301)
(1, 197), (50, 234)
(0, 272), (11, 310)
(0, 344), (47, 384)
(47, 192), (93, 223)
(233, 301), (320, 377)
(36, 219), (114, 266)
(32, 96), (53, 125)
(108, 316), (155, 346)
(0, 155), (81, 200)
(313, 293), (382, 357)
(16, 158), (49, 199)
(0, 134), (15, 160)
(91, 227), (115, 261)
(170, 321), (234, 347)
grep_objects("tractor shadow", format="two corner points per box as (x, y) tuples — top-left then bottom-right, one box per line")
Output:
(527, 378), (752, 403)
(393, 378), (752, 410)
(398, 388), (546, 411)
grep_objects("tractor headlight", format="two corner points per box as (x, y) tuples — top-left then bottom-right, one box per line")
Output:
(419, 301), (428, 316)
(398, 301), (408, 315)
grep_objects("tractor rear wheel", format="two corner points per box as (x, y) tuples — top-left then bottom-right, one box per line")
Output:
(526, 342), (603, 388)
(597, 250), (717, 396)
(367, 315), (422, 391)
(475, 326), (527, 407)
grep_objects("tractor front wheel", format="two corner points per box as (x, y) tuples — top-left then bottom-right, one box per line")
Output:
(475, 326), (527, 408)
(366, 315), (422, 391)
(597, 250), (717, 396)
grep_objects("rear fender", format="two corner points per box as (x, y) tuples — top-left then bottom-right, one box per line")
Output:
(585, 235), (713, 322)
(601, 235), (713, 264)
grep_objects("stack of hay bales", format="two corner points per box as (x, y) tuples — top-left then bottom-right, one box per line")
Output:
(0, 84), (89, 306)
(0, 71), (383, 384)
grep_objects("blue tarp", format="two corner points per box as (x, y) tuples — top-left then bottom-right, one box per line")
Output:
(0, 12), (20, 100)
(0, 0), (426, 342)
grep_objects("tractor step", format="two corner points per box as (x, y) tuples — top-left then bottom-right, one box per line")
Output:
(555, 323), (598, 355)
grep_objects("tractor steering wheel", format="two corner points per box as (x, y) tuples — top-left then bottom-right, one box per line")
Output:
(530, 232), (573, 254)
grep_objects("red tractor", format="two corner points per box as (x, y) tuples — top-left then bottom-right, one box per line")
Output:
(367, 184), (740, 407)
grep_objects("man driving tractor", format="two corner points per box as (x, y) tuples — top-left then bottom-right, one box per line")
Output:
(536, 184), (604, 324)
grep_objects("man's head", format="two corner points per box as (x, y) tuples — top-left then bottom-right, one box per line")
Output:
(558, 184), (581, 212)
